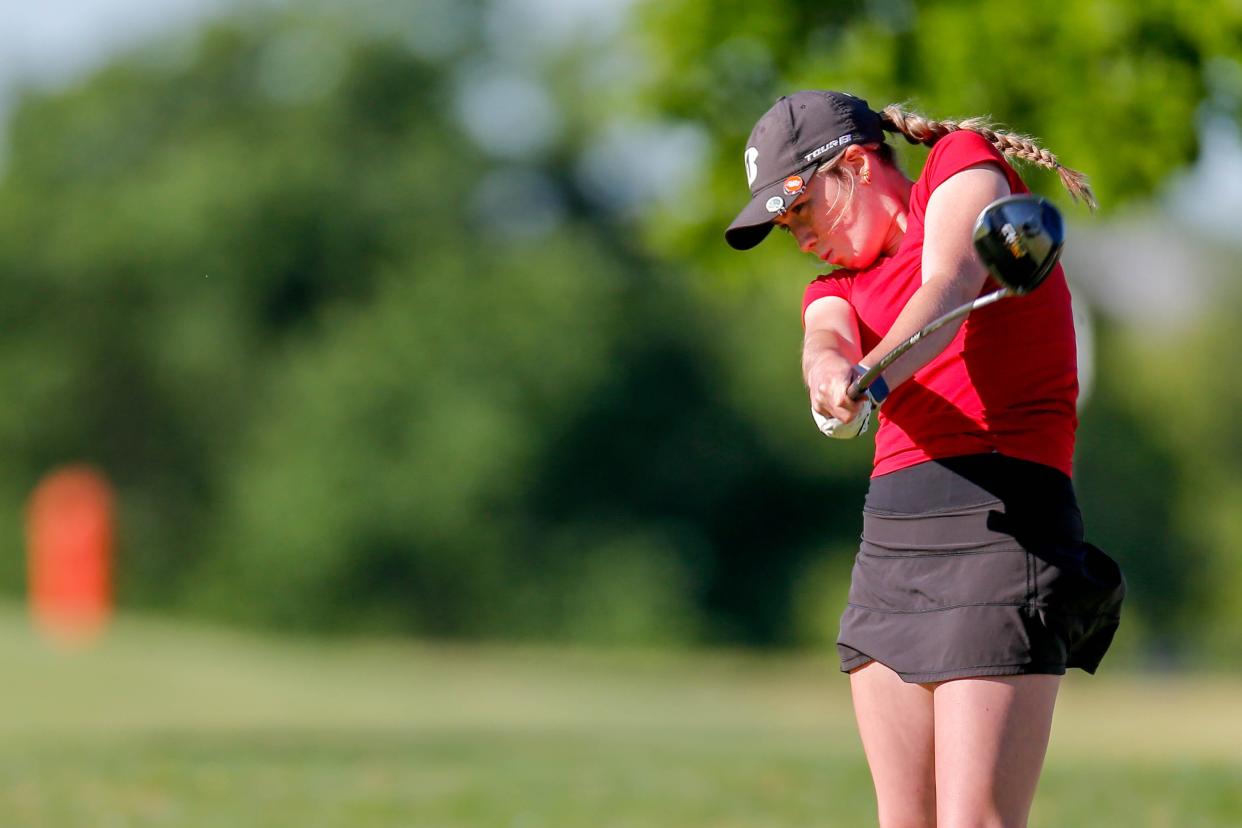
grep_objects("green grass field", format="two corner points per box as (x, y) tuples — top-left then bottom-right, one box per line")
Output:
(0, 606), (1238, 827)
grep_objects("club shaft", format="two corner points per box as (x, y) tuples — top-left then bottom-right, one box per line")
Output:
(848, 287), (1013, 400)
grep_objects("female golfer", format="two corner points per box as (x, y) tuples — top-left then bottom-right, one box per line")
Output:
(725, 91), (1125, 827)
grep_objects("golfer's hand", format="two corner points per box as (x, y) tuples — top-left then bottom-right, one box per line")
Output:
(812, 398), (872, 439)
(809, 357), (867, 423)
(808, 358), (870, 439)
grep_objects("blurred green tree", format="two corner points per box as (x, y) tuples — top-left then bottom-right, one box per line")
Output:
(0, 7), (866, 645)
(0, 0), (1237, 657)
(626, 0), (1242, 661)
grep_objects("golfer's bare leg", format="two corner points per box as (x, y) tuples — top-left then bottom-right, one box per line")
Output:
(850, 660), (936, 828)
(933, 674), (1060, 828)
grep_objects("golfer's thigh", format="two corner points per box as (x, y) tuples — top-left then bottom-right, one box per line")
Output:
(934, 674), (1060, 826)
(850, 661), (936, 826)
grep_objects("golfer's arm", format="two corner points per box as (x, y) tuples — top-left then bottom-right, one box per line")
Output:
(802, 296), (863, 388)
(859, 164), (1009, 388)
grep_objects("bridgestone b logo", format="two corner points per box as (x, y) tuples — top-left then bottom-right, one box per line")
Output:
(804, 133), (853, 163)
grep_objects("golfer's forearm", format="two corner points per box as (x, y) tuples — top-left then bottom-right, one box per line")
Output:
(861, 274), (978, 388)
(802, 328), (860, 387)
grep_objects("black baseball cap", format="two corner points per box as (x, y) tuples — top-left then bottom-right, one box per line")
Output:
(725, 91), (885, 250)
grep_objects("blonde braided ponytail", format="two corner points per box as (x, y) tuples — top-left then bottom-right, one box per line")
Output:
(879, 104), (1097, 211)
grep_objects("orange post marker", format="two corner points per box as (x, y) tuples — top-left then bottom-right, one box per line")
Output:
(26, 466), (114, 646)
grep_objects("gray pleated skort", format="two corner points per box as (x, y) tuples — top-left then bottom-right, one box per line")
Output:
(838, 453), (1125, 684)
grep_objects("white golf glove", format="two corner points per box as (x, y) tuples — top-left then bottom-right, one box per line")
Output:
(811, 398), (873, 439)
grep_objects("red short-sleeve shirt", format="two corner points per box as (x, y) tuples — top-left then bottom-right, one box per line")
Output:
(802, 131), (1079, 478)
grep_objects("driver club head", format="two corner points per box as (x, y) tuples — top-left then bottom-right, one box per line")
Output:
(972, 194), (1065, 294)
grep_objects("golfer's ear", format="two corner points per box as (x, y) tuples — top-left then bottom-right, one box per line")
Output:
(840, 144), (868, 175)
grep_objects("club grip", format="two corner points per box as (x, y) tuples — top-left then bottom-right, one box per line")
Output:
(848, 365), (888, 404)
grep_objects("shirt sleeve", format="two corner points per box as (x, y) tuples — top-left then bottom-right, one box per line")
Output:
(801, 273), (853, 328)
(924, 131), (1008, 188)
(911, 131), (1026, 221)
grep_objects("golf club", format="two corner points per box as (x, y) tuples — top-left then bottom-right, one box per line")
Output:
(846, 193), (1064, 401)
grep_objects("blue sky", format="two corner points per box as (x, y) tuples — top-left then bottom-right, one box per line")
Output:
(0, 0), (226, 108)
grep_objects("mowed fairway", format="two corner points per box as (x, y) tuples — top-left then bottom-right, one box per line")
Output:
(0, 606), (1238, 827)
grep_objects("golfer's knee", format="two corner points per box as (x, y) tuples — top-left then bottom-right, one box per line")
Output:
(877, 804), (936, 828)
(936, 810), (1022, 828)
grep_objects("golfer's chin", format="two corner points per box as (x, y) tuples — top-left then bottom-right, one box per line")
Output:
(820, 250), (870, 271)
